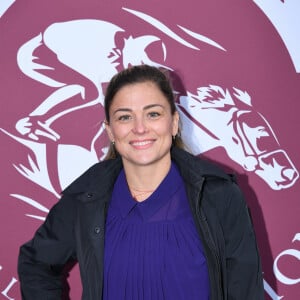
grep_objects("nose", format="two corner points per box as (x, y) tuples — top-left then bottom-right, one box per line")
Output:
(132, 116), (148, 134)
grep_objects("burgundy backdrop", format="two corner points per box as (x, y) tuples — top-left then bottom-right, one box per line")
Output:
(0, 0), (299, 299)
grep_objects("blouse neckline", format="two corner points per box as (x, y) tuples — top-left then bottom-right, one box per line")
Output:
(110, 162), (182, 221)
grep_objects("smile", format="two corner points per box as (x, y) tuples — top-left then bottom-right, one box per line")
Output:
(130, 140), (154, 147)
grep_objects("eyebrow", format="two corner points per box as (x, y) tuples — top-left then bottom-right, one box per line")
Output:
(112, 104), (164, 115)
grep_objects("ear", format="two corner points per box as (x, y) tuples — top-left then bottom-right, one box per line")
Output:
(172, 111), (180, 136)
(104, 120), (115, 142)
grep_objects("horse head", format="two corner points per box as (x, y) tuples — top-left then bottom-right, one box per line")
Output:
(177, 85), (299, 190)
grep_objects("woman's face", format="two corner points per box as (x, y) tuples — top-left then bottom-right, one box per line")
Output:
(105, 81), (179, 170)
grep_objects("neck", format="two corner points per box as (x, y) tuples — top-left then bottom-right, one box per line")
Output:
(123, 159), (171, 202)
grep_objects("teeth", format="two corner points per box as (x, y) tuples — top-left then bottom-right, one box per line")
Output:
(132, 141), (152, 146)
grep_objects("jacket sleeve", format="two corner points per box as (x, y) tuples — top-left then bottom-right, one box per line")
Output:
(18, 194), (77, 300)
(220, 181), (265, 300)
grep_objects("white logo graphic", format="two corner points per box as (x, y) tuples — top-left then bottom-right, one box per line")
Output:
(253, 0), (300, 72)
(0, 4), (298, 299)
(0, 8), (298, 221)
(0, 0), (15, 18)
(274, 233), (300, 285)
(177, 86), (299, 190)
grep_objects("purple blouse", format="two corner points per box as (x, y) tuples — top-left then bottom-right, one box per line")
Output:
(103, 162), (210, 300)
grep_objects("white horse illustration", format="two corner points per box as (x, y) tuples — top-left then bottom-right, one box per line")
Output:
(177, 85), (299, 190)
(1, 17), (171, 219)
(1, 10), (298, 221)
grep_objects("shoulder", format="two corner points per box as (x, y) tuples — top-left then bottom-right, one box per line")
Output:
(171, 147), (231, 182)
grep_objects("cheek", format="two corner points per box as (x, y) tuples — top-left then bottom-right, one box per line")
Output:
(154, 122), (174, 136)
(111, 125), (130, 141)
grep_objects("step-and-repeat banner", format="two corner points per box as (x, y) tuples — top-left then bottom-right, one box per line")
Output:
(0, 0), (299, 299)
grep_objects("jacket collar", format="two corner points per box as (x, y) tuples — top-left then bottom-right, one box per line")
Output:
(62, 147), (230, 199)
(62, 156), (123, 199)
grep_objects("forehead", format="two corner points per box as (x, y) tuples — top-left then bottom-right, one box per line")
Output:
(110, 81), (169, 109)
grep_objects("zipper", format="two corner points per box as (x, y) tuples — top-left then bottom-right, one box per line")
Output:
(194, 177), (223, 300)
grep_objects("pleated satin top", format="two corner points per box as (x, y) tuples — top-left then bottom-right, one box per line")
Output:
(103, 162), (210, 300)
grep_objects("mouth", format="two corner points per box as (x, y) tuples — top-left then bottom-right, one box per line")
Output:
(130, 139), (155, 148)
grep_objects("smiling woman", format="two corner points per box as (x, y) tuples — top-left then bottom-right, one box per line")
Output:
(18, 65), (265, 300)
(104, 81), (179, 193)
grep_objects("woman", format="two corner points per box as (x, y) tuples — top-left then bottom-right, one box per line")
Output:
(18, 65), (265, 299)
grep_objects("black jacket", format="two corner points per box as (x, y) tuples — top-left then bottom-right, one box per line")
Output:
(18, 147), (265, 299)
